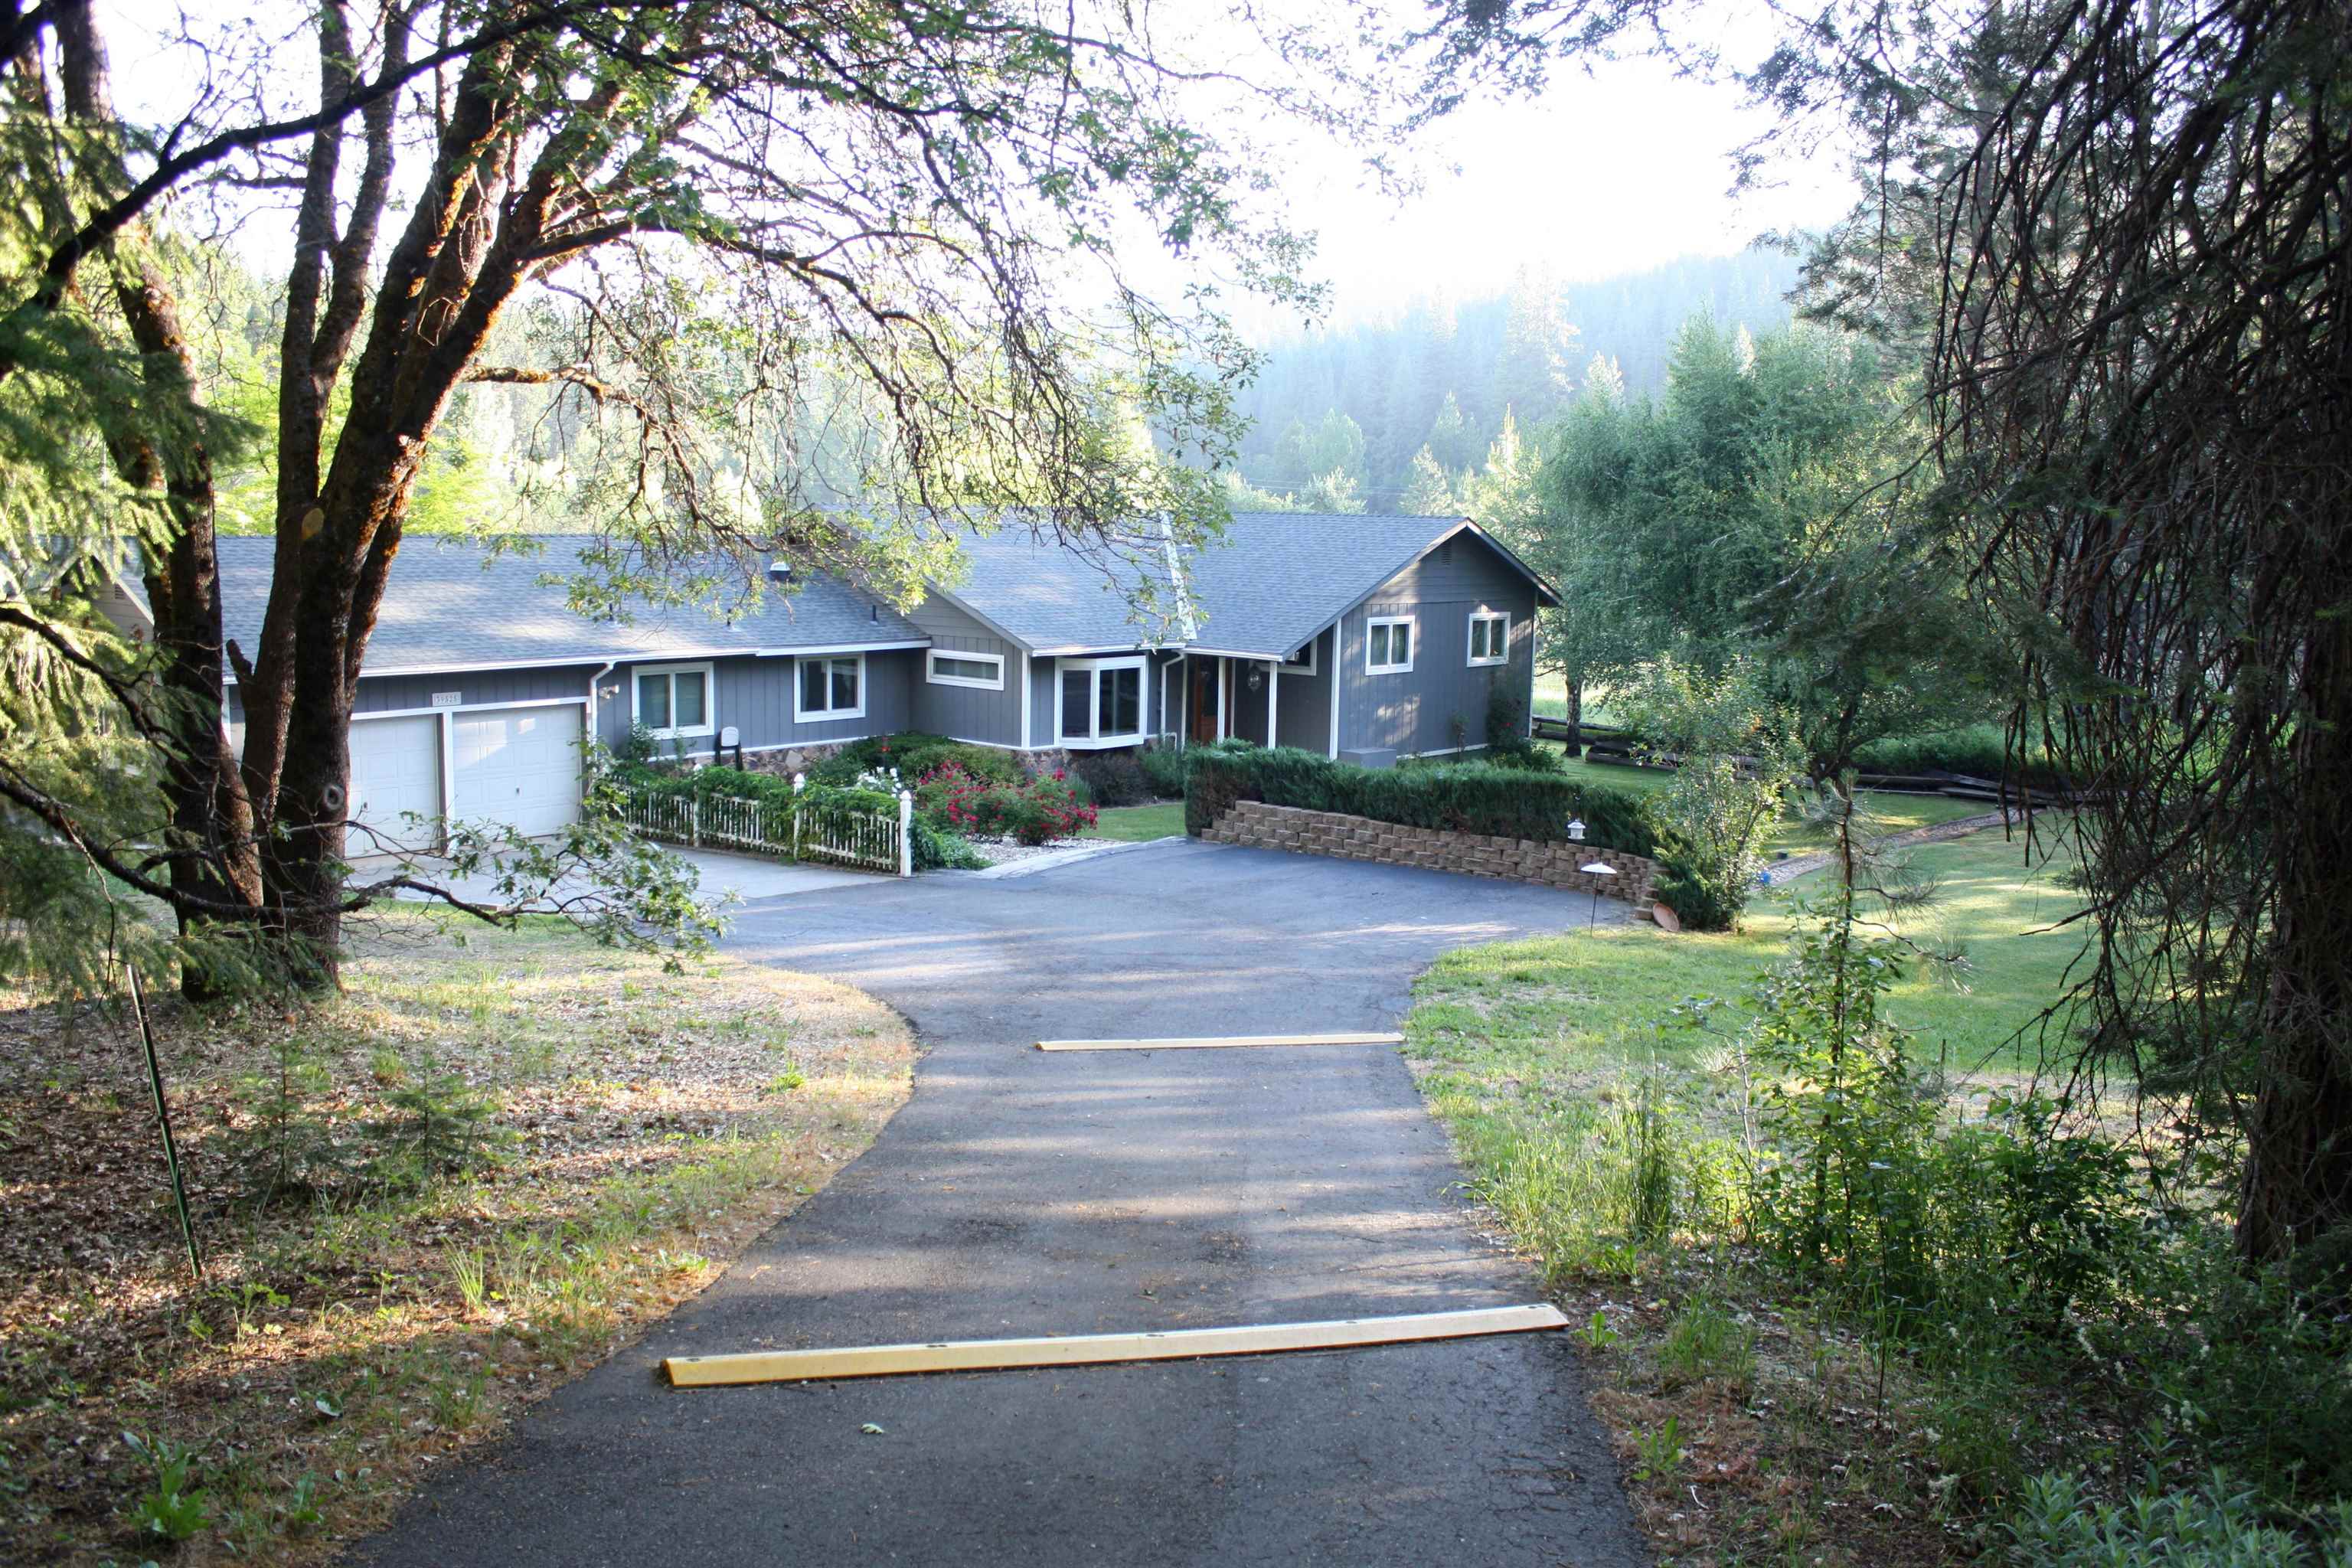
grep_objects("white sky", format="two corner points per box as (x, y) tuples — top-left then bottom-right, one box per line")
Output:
(1266, 60), (1849, 327)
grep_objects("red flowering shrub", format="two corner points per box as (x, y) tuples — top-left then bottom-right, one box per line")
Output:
(916, 763), (1097, 845)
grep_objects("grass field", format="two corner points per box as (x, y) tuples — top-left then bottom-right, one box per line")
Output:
(1501, 750), (1994, 855)
(1081, 802), (1187, 841)
(1410, 825), (2085, 1083)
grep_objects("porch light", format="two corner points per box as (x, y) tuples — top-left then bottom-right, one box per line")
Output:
(1565, 816), (1586, 842)
(1246, 665), (1264, 693)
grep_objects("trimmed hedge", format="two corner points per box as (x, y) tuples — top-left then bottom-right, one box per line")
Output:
(1854, 724), (2070, 789)
(1184, 743), (1658, 856)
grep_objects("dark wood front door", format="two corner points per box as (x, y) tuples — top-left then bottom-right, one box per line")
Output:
(1190, 659), (1219, 743)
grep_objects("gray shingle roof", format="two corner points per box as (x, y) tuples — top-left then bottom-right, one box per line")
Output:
(211, 534), (926, 676)
(925, 512), (1558, 658)
(927, 522), (1187, 652)
(1178, 513), (1560, 658)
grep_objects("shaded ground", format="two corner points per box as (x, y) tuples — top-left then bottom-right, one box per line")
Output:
(0, 911), (910, 1566)
(351, 838), (1648, 1568)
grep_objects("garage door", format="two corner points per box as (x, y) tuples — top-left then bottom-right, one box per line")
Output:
(348, 713), (443, 855)
(451, 704), (583, 839)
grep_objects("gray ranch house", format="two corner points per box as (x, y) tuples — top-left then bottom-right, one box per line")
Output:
(138, 514), (1556, 848)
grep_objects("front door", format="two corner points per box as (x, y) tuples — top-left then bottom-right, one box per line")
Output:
(1190, 658), (1219, 744)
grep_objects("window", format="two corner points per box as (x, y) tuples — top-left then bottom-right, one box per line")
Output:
(1468, 612), (1511, 667)
(926, 649), (1005, 690)
(633, 662), (714, 738)
(1279, 636), (1318, 676)
(1366, 616), (1415, 675)
(1056, 655), (1146, 747)
(794, 654), (865, 722)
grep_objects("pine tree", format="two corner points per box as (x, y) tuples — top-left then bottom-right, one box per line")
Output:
(1400, 447), (1456, 514)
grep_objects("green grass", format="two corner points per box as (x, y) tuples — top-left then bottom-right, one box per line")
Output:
(1082, 802), (1187, 841)
(1408, 826), (2085, 1083)
(1476, 750), (1994, 854)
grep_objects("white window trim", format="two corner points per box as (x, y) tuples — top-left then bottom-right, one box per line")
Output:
(632, 661), (716, 739)
(1278, 635), (1318, 676)
(1365, 616), (1416, 675)
(793, 652), (867, 724)
(926, 648), (1006, 691)
(1055, 654), (1149, 750)
(1467, 611), (1511, 668)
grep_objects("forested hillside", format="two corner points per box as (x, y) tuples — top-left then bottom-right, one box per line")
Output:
(1231, 249), (1802, 508)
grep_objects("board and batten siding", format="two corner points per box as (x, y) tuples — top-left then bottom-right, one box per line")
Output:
(596, 650), (916, 756)
(906, 596), (1024, 746)
(1269, 627), (1335, 756)
(224, 665), (601, 731)
(1337, 534), (1538, 758)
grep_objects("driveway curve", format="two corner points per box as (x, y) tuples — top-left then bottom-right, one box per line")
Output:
(353, 838), (1645, 1567)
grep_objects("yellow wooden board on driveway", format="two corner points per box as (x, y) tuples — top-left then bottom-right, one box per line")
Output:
(1034, 1031), (1404, 1052)
(665, 1303), (1567, 1387)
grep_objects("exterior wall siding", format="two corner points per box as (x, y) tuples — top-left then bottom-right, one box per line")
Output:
(1337, 535), (1537, 759)
(906, 596), (1024, 746)
(599, 650), (916, 757)
(228, 666), (600, 730)
(1270, 627), (1334, 755)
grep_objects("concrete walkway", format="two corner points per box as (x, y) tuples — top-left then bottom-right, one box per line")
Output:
(352, 839), (1645, 1567)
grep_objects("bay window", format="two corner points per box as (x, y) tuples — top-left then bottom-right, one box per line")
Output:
(1057, 655), (1146, 748)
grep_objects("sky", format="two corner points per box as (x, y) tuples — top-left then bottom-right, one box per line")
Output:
(1272, 61), (1850, 325)
(96, 1), (1849, 333)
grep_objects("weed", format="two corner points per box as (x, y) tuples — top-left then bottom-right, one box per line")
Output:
(762, 1067), (806, 1095)
(1579, 1309), (1621, 1352)
(122, 1431), (209, 1543)
(1658, 1298), (1756, 1393)
(1632, 1414), (1684, 1481)
(445, 1246), (488, 1315)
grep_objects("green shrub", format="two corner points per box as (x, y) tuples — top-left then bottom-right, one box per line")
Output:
(810, 733), (1024, 789)
(1651, 841), (1745, 933)
(2002, 1472), (2352, 1566)
(1138, 746), (1187, 799)
(1183, 744), (1658, 854)
(1855, 724), (2069, 789)
(1070, 748), (1152, 806)
(1481, 682), (1559, 770)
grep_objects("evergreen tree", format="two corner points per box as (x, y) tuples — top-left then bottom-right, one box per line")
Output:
(1400, 447), (1456, 514)
(1302, 469), (1367, 514)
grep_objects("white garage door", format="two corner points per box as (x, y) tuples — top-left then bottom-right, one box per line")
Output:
(348, 713), (443, 855)
(451, 704), (583, 839)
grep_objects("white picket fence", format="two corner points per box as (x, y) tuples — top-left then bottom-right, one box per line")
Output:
(622, 786), (912, 876)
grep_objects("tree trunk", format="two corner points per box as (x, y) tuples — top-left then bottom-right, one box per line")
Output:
(2237, 608), (2352, 1266)
(1566, 678), (1583, 753)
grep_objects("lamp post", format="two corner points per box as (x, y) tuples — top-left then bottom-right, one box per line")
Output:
(1580, 861), (1619, 929)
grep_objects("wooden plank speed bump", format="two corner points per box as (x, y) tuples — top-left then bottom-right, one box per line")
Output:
(665, 1303), (1567, 1388)
(1034, 1031), (1404, 1052)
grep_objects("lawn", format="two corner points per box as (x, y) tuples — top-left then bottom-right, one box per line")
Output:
(1471, 750), (1996, 854)
(1410, 823), (2086, 1086)
(0, 910), (914, 1566)
(1081, 801), (1187, 841)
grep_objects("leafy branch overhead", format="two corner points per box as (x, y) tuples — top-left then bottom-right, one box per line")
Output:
(0, 0), (1369, 995)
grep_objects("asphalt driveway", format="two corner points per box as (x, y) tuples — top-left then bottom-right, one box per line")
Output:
(353, 838), (1645, 1567)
